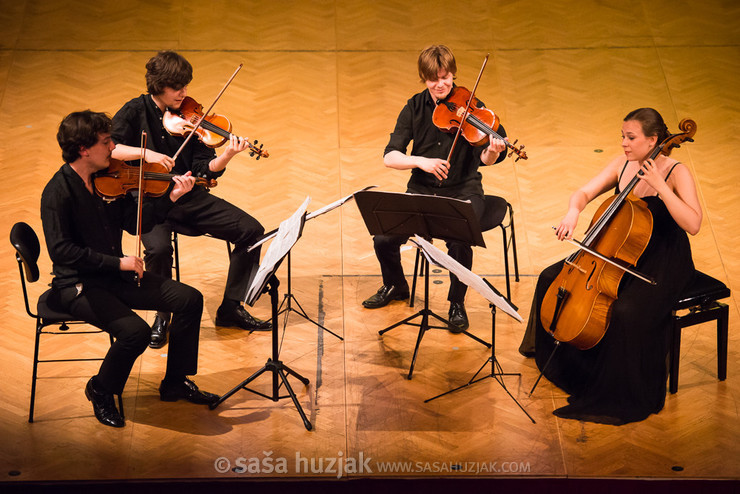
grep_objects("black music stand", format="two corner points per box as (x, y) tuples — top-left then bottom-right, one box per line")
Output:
(412, 237), (534, 422)
(354, 190), (491, 379)
(210, 199), (313, 430)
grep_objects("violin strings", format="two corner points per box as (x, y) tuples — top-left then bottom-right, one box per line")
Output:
(198, 118), (259, 152)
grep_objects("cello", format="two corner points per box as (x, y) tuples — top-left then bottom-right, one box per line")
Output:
(539, 118), (696, 350)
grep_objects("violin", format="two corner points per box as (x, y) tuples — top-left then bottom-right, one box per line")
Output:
(433, 86), (528, 162)
(539, 119), (697, 350)
(163, 96), (269, 159)
(93, 158), (217, 201)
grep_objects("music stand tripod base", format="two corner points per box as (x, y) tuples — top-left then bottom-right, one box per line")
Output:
(378, 255), (491, 380)
(210, 276), (313, 431)
(425, 305), (536, 424)
(277, 251), (343, 341)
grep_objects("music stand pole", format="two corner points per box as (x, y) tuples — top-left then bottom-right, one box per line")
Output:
(276, 251), (343, 340)
(210, 274), (312, 430)
(425, 302), (536, 423)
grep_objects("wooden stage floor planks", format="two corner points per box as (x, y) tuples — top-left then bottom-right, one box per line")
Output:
(0, 0), (739, 488)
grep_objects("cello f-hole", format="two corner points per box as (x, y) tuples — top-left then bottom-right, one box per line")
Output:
(586, 261), (597, 290)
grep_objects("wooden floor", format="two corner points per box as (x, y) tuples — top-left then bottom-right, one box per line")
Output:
(1, 0), (739, 490)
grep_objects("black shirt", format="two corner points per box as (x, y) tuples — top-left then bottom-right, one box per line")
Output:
(384, 86), (506, 195)
(40, 163), (173, 288)
(111, 94), (223, 182)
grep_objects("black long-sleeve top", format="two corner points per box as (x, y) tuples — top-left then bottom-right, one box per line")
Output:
(40, 163), (174, 288)
(384, 86), (506, 195)
(111, 94), (223, 182)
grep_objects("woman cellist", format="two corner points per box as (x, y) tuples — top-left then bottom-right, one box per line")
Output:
(520, 108), (702, 424)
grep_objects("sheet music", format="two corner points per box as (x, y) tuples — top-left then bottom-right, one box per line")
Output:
(248, 185), (377, 252)
(245, 197), (310, 305)
(411, 235), (522, 322)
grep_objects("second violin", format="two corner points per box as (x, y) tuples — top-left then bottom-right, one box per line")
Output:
(163, 96), (269, 159)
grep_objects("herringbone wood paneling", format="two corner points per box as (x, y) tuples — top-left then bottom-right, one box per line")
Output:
(1, 0), (738, 488)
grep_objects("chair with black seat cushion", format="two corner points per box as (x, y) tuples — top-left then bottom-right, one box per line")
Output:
(410, 194), (519, 304)
(669, 269), (731, 394)
(10, 221), (123, 422)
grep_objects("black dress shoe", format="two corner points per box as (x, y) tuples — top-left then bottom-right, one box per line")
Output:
(215, 305), (272, 331)
(448, 302), (469, 333)
(149, 314), (169, 349)
(159, 378), (220, 405)
(85, 377), (125, 428)
(362, 284), (410, 309)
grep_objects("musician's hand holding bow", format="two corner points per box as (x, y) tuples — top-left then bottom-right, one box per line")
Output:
(148, 150), (176, 172)
(418, 157), (449, 180)
(120, 255), (144, 278)
(556, 208), (580, 241)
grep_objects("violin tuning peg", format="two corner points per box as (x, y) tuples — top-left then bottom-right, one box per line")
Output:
(512, 139), (519, 146)
(254, 140), (259, 145)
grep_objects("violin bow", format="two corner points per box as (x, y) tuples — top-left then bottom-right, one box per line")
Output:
(445, 53), (489, 164)
(135, 131), (147, 286)
(171, 63), (243, 161)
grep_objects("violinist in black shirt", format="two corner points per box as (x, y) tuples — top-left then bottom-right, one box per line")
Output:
(362, 45), (508, 332)
(41, 110), (219, 428)
(111, 50), (270, 349)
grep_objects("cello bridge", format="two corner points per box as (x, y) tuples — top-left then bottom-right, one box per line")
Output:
(564, 259), (587, 274)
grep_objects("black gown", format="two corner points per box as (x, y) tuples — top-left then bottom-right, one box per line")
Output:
(525, 191), (694, 425)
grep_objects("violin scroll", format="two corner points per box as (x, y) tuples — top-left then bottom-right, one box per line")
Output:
(507, 138), (527, 162)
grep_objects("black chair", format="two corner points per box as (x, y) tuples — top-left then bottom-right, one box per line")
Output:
(410, 195), (519, 303)
(10, 222), (123, 422)
(171, 224), (232, 282)
(669, 269), (730, 394)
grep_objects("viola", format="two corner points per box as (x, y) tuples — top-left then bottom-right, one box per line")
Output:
(163, 96), (269, 159)
(93, 158), (217, 201)
(539, 119), (697, 350)
(433, 86), (528, 162)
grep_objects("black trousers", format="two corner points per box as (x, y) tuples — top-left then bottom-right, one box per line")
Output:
(142, 188), (264, 303)
(372, 192), (485, 303)
(47, 273), (203, 395)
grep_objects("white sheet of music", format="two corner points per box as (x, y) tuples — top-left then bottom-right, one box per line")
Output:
(248, 185), (377, 252)
(411, 235), (522, 322)
(245, 196), (310, 305)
